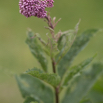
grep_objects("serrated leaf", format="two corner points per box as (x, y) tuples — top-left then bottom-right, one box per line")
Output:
(63, 54), (96, 86)
(62, 63), (103, 103)
(26, 30), (48, 72)
(24, 97), (39, 103)
(16, 74), (54, 103)
(57, 29), (98, 78)
(25, 68), (61, 87)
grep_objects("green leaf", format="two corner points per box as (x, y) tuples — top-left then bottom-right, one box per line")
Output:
(63, 54), (96, 86)
(26, 30), (48, 72)
(57, 29), (98, 78)
(56, 20), (80, 63)
(16, 74), (54, 103)
(80, 99), (92, 103)
(56, 34), (69, 63)
(30, 102), (38, 103)
(57, 33), (68, 50)
(24, 97), (39, 103)
(62, 63), (103, 103)
(88, 90), (103, 103)
(25, 68), (61, 87)
(31, 102), (38, 103)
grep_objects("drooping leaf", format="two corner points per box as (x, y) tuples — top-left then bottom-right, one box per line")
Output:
(62, 63), (103, 103)
(25, 68), (61, 87)
(24, 97), (39, 103)
(57, 29), (98, 78)
(16, 74), (54, 103)
(26, 30), (48, 72)
(63, 54), (96, 86)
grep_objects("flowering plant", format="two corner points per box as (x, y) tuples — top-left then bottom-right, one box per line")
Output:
(16, 0), (103, 103)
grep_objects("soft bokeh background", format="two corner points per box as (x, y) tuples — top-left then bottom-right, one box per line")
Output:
(0, 0), (103, 103)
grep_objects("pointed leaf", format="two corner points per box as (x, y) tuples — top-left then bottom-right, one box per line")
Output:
(62, 63), (103, 103)
(16, 74), (54, 103)
(56, 21), (80, 63)
(63, 54), (96, 86)
(57, 20), (80, 51)
(26, 30), (48, 72)
(57, 33), (69, 50)
(57, 29), (98, 78)
(25, 68), (61, 87)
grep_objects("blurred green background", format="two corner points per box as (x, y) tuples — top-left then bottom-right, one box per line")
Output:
(0, 0), (103, 103)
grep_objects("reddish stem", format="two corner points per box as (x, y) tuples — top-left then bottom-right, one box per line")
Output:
(46, 14), (59, 103)
(51, 58), (59, 103)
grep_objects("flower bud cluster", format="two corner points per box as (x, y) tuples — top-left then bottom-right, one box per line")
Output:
(19, 0), (54, 18)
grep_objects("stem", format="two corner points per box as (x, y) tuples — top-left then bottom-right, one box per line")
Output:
(55, 87), (59, 103)
(51, 58), (59, 103)
(45, 16), (55, 39)
(52, 58), (56, 73)
(45, 14), (60, 103)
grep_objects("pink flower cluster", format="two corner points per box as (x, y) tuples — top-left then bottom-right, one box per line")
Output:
(19, 0), (54, 18)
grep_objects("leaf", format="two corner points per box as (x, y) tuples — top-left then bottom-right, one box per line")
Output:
(63, 54), (96, 86)
(25, 68), (61, 87)
(16, 74), (54, 103)
(57, 20), (80, 51)
(31, 102), (38, 103)
(87, 90), (103, 103)
(24, 97), (39, 103)
(80, 99), (92, 103)
(26, 30), (48, 72)
(62, 63), (103, 103)
(57, 33), (68, 50)
(31, 102), (36, 103)
(57, 29), (98, 78)
(56, 20), (80, 63)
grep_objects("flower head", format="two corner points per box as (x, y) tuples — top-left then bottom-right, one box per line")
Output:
(19, 0), (54, 18)
(46, 0), (54, 7)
